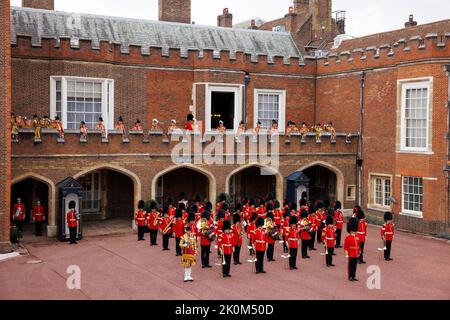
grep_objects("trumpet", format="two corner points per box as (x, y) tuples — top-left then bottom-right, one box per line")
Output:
(162, 217), (174, 235)
(153, 212), (160, 227)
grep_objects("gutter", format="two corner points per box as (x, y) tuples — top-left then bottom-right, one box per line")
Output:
(445, 65), (450, 231)
(357, 72), (366, 206)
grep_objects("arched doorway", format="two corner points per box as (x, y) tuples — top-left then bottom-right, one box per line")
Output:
(75, 169), (135, 221)
(11, 178), (50, 235)
(226, 164), (283, 204)
(303, 165), (337, 204)
(154, 167), (211, 206)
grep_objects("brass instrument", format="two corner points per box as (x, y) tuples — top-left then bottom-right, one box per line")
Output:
(265, 218), (279, 241)
(153, 212), (160, 227)
(162, 216), (174, 235)
(300, 217), (311, 232)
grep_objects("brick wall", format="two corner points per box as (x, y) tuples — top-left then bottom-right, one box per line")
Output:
(22, 0), (54, 10)
(159, 0), (191, 24)
(0, 0), (11, 252)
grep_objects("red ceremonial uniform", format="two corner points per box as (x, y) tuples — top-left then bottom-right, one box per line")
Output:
(32, 205), (45, 222)
(220, 233), (234, 255)
(147, 211), (160, 230)
(159, 216), (173, 234)
(334, 210), (344, 230)
(254, 229), (267, 252)
(12, 203), (26, 221)
(300, 221), (311, 241)
(185, 122), (194, 131)
(344, 234), (360, 258)
(172, 219), (185, 238)
(287, 227), (299, 249)
(266, 229), (276, 245)
(257, 207), (266, 219)
(232, 224), (243, 246)
(189, 222), (198, 239)
(247, 222), (256, 243)
(200, 220), (213, 246)
(168, 206), (175, 217)
(135, 209), (147, 227)
(357, 220), (368, 242)
(381, 223), (395, 241)
(308, 214), (318, 232)
(322, 226), (336, 248)
(67, 210), (78, 228)
(273, 209), (282, 226)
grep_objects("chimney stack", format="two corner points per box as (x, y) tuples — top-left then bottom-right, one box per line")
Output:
(22, 0), (54, 10)
(249, 19), (258, 30)
(405, 14), (418, 28)
(218, 8), (233, 28)
(159, 0), (191, 24)
(293, 0), (310, 14)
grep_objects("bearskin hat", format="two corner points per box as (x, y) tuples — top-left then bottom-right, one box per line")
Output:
(256, 217), (265, 228)
(194, 194), (201, 203)
(327, 208), (335, 217)
(384, 212), (393, 222)
(222, 220), (232, 232)
(191, 205), (198, 214)
(326, 215), (334, 226)
(167, 197), (174, 206)
(347, 217), (359, 233)
(233, 213), (241, 224)
(308, 205), (316, 215)
(356, 210), (366, 220)
(219, 193), (227, 202)
(316, 201), (325, 209)
(266, 211), (274, 220)
(248, 198), (255, 207)
(300, 209), (308, 219)
(266, 202), (274, 211)
(299, 198), (307, 207)
(274, 200), (280, 209)
(234, 203), (242, 212)
(217, 209), (226, 220)
(334, 201), (342, 210)
(205, 201), (212, 210)
(175, 209), (183, 219)
(221, 202), (229, 211)
(290, 203), (297, 212)
(149, 200), (157, 210)
(187, 213), (196, 223)
(250, 212), (258, 222)
(353, 205), (362, 214)
(68, 201), (76, 210)
(161, 206), (169, 214)
(259, 198), (266, 206)
(324, 200), (330, 210)
(187, 114), (194, 121)
(283, 210), (291, 218)
(202, 210), (211, 221)
(178, 202), (186, 211)
(137, 200), (145, 210)
(290, 215), (299, 225)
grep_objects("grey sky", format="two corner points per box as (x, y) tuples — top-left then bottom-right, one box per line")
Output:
(11, 0), (450, 37)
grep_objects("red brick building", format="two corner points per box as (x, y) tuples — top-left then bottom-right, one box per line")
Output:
(1, 0), (449, 248)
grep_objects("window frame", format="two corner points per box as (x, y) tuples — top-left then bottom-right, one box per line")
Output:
(399, 78), (432, 153)
(50, 76), (114, 130)
(253, 89), (286, 134)
(401, 176), (424, 218)
(368, 173), (392, 211)
(79, 172), (102, 214)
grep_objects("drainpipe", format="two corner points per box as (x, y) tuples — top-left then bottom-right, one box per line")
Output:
(357, 72), (366, 206)
(243, 72), (251, 125)
(445, 65), (450, 231)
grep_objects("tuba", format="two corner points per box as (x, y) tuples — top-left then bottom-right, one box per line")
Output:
(300, 217), (311, 232)
(265, 218), (279, 241)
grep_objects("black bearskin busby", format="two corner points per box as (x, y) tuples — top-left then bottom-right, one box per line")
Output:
(259, 198), (266, 206)
(356, 210), (365, 220)
(234, 203), (242, 212)
(137, 200), (145, 210)
(347, 217), (359, 233)
(217, 209), (226, 220)
(290, 215), (298, 225)
(256, 217), (265, 228)
(205, 201), (212, 210)
(166, 197), (174, 206)
(274, 200), (280, 209)
(250, 212), (258, 222)
(316, 201), (325, 209)
(233, 213), (241, 224)
(384, 212), (393, 222)
(334, 201), (342, 210)
(69, 201), (76, 210)
(326, 215), (334, 226)
(222, 220), (232, 232)
(202, 210), (211, 221)
(194, 194), (201, 203)
(290, 203), (297, 212)
(187, 213), (196, 223)
(191, 205), (198, 214)
(221, 202), (229, 211)
(266, 202), (274, 212)
(249, 198), (256, 207)
(266, 211), (274, 221)
(300, 209), (308, 219)
(178, 202), (186, 211)
(149, 200), (157, 211)
(219, 193), (227, 202)
(299, 198), (307, 207)
(175, 209), (183, 219)
(308, 205), (316, 215)
(161, 206), (169, 215)
(187, 113), (194, 121)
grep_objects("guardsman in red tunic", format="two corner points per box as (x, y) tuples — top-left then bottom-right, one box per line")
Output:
(315, 202), (326, 244)
(215, 209), (226, 256)
(221, 203), (231, 221)
(299, 210), (311, 259)
(281, 210), (291, 253)
(32, 200), (46, 237)
(185, 113), (194, 131)
(322, 215), (336, 267)
(299, 198), (309, 213)
(307, 205), (318, 251)
(333, 201), (344, 248)
(356, 210), (368, 264)
(187, 213), (198, 241)
(220, 220), (234, 278)
(160, 208), (174, 251)
(287, 215), (299, 270)
(199, 211), (214, 268)
(381, 212), (395, 261)
(12, 198), (26, 231)
(147, 202), (160, 246)
(134, 200), (147, 241)
(232, 211), (243, 265)
(257, 199), (267, 219)
(247, 212), (257, 255)
(66, 201), (79, 244)
(344, 217), (361, 282)
(172, 209), (186, 256)
(254, 217), (267, 274)
(273, 201), (282, 231)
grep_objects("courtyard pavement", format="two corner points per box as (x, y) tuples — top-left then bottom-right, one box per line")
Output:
(0, 223), (449, 300)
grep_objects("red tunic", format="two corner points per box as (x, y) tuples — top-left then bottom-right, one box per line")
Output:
(334, 210), (344, 230)
(232, 224), (243, 246)
(322, 226), (336, 248)
(185, 122), (194, 131)
(287, 227), (299, 249)
(273, 209), (282, 226)
(257, 207), (266, 219)
(247, 222), (256, 243)
(200, 220), (213, 246)
(135, 210), (147, 227)
(220, 232), (234, 255)
(66, 210), (78, 228)
(12, 203), (26, 221)
(159, 216), (173, 234)
(357, 220), (368, 242)
(344, 234), (360, 258)
(300, 219), (311, 241)
(147, 211), (160, 230)
(308, 214), (318, 232)
(168, 206), (175, 217)
(32, 205), (45, 222)
(254, 229), (266, 252)
(172, 219), (185, 238)
(381, 223), (395, 241)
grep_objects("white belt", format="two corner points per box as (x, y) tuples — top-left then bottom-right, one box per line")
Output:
(385, 232), (393, 234)
(326, 237), (334, 240)
(357, 232), (365, 234)
(288, 238), (298, 241)
(256, 240), (265, 243)
(223, 244), (232, 247)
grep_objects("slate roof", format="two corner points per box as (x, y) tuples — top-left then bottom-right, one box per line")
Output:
(11, 6), (303, 63)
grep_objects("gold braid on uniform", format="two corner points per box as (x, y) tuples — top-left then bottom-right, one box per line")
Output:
(179, 234), (197, 268)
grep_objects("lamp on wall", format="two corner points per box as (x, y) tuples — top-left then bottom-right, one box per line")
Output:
(243, 72), (251, 124)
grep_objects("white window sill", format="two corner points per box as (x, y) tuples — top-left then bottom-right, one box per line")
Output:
(400, 211), (423, 219)
(396, 150), (434, 155)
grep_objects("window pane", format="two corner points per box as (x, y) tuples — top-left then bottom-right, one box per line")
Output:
(404, 86), (429, 150)
(257, 92), (281, 130)
(402, 176), (423, 213)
